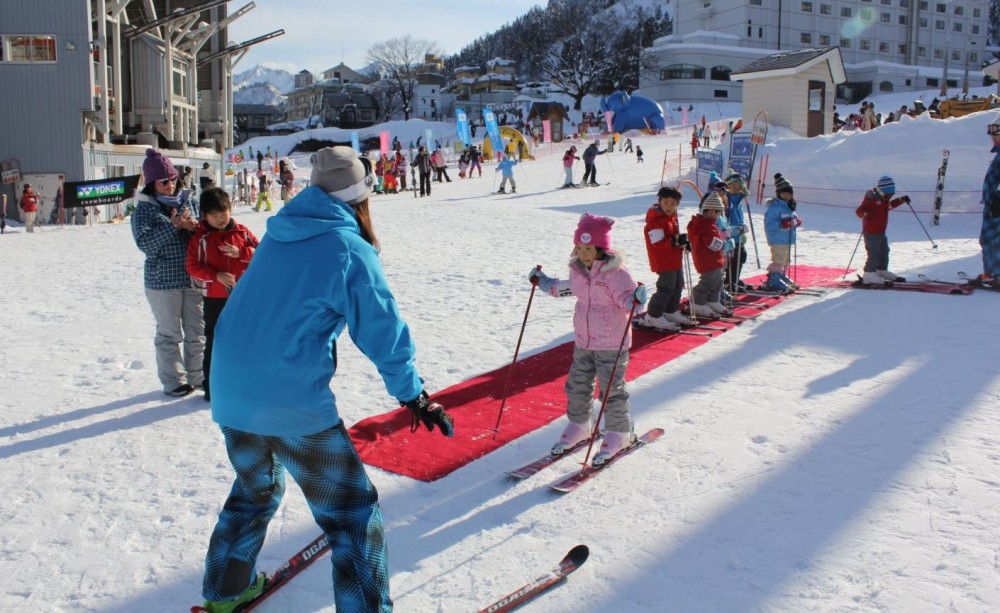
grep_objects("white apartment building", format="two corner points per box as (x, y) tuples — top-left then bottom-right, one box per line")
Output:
(640, 0), (990, 103)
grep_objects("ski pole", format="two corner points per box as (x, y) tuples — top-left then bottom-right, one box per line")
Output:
(744, 200), (761, 268)
(906, 202), (938, 249)
(843, 231), (864, 280)
(792, 227), (798, 285)
(604, 150), (616, 182)
(580, 283), (641, 467)
(493, 265), (542, 438)
(682, 247), (698, 325)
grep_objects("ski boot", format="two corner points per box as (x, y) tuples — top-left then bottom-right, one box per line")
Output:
(199, 573), (266, 613)
(551, 421), (591, 455)
(592, 429), (637, 467)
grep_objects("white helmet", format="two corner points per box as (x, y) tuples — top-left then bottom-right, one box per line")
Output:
(990, 113), (1000, 136)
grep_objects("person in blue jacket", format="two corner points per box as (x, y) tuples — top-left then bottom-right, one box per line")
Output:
(198, 146), (454, 613)
(979, 114), (1000, 287)
(496, 152), (518, 193)
(723, 172), (751, 293)
(762, 173), (802, 293)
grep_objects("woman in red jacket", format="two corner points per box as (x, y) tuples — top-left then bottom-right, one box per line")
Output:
(186, 188), (259, 401)
(19, 183), (39, 233)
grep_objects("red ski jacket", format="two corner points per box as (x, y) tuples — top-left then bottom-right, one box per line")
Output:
(643, 206), (683, 272)
(186, 219), (259, 298)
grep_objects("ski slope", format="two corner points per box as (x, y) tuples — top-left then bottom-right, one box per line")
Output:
(2, 93), (999, 612)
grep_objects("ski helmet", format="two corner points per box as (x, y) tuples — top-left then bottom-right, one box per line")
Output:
(989, 113), (1000, 136)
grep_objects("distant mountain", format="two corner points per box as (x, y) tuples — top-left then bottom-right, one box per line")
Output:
(234, 65), (295, 94)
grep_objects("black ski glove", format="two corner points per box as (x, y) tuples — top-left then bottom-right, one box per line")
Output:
(901, 195), (911, 204)
(402, 391), (454, 437)
(672, 233), (689, 247)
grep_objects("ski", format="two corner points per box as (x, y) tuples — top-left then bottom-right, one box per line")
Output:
(845, 277), (972, 295)
(958, 271), (1000, 292)
(550, 428), (665, 493)
(190, 533), (331, 613)
(476, 544), (590, 613)
(932, 149), (950, 226)
(507, 434), (603, 480)
(632, 319), (714, 336)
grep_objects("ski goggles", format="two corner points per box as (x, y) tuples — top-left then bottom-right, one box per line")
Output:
(989, 123), (1000, 136)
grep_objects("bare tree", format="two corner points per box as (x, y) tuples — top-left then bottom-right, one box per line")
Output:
(540, 23), (618, 110)
(366, 36), (442, 120)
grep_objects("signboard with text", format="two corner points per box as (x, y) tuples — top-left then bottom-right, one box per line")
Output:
(64, 175), (140, 208)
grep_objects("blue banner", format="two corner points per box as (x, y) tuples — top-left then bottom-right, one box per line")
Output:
(350, 131), (360, 153)
(727, 132), (754, 181)
(455, 108), (471, 146)
(483, 107), (502, 155)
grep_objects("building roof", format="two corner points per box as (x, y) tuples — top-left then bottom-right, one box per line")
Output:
(526, 102), (570, 122)
(729, 47), (846, 83)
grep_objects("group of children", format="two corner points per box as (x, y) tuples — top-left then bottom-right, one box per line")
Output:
(533, 171), (910, 467)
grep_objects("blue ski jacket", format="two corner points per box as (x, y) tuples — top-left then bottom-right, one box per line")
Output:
(764, 196), (800, 246)
(984, 145), (1000, 217)
(210, 186), (422, 436)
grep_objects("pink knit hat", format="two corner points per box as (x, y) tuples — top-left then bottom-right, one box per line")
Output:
(573, 213), (614, 250)
(141, 148), (178, 186)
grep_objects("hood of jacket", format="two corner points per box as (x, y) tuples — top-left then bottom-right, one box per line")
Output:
(265, 185), (360, 243)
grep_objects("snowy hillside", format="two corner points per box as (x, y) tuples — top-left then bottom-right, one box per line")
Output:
(3, 89), (1000, 612)
(234, 64), (295, 94)
(233, 82), (286, 106)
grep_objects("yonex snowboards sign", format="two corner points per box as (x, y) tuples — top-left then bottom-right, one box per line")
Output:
(64, 175), (140, 208)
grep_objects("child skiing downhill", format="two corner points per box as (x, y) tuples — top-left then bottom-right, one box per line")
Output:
(527, 213), (648, 467)
(638, 186), (690, 331)
(762, 173), (802, 292)
(687, 192), (732, 318)
(855, 175), (910, 284)
(496, 153), (518, 193)
(185, 188), (259, 402)
(562, 146), (580, 187)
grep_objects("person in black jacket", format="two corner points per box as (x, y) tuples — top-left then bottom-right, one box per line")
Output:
(581, 141), (606, 186)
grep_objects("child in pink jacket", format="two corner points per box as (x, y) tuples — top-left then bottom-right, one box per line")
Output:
(528, 213), (647, 466)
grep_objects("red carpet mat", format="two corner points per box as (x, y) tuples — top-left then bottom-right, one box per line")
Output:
(349, 265), (844, 481)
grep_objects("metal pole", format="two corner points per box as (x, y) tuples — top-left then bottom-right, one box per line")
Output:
(493, 265), (543, 438)
(907, 202), (939, 248)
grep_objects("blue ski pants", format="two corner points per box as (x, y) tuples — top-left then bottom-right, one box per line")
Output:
(202, 422), (392, 612)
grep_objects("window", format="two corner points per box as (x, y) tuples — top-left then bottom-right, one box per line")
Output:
(801, 1), (813, 11)
(898, 44), (907, 54)
(841, 6), (852, 16)
(659, 64), (706, 80)
(879, 42), (889, 52)
(970, 52), (978, 63)
(861, 9), (873, 19)
(919, 17), (928, 27)
(953, 5), (963, 15)
(819, 34), (831, 45)
(899, 15), (908, 24)
(820, 3), (831, 13)
(252, 116), (265, 128)
(750, 0), (761, 5)
(801, 32), (813, 43)
(899, 0), (909, 6)
(880, 12), (891, 22)
(933, 48), (944, 59)
(171, 59), (186, 98)
(713, 89), (729, 98)
(919, 0), (928, 8)
(951, 49), (960, 61)
(935, 2), (945, 12)
(953, 22), (962, 33)
(840, 38), (852, 48)
(879, 81), (894, 91)
(972, 24), (980, 34)
(918, 46), (927, 56)
(710, 65), (732, 80)
(927, 77), (939, 87)
(861, 39), (871, 50)
(973, 8), (981, 17)
(935, 19), (944, 29)
(5, 35), (57, 62)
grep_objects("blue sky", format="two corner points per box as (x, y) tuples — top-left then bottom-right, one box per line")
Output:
(227, 0), (544, 74)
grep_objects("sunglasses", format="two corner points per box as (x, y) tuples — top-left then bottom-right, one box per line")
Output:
(989, 124), (1000, 136)
(156, 177), (178, 186)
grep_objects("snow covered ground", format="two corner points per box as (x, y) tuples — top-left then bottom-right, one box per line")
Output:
(2, 90), (1000, 612)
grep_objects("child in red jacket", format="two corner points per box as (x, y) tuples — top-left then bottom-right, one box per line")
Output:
(687, 192), (732, 318)
(186, 188), (259, 401)
(639, 186), (690, 331)
(855, 175), (911, 284)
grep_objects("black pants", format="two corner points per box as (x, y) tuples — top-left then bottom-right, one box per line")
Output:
(725, 243), (748, 291)
(582, 162), (597, 184)
(203, 296), (228, 394)
(419, 172), (432, 196)
(435, 167), (451, 182)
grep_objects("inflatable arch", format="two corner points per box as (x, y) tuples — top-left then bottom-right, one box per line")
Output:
(481, 126), (535, 161)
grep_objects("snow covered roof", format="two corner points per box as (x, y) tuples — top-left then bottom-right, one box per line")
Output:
(486, 58), (516, 68)
(730, 47), (846, 83)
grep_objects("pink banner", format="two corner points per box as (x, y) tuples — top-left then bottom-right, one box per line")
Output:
(542, 120), (551, 143)
(682, 108), (688, 125)
(605, 112), (614, 133)
(379, 131), (390, 156)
